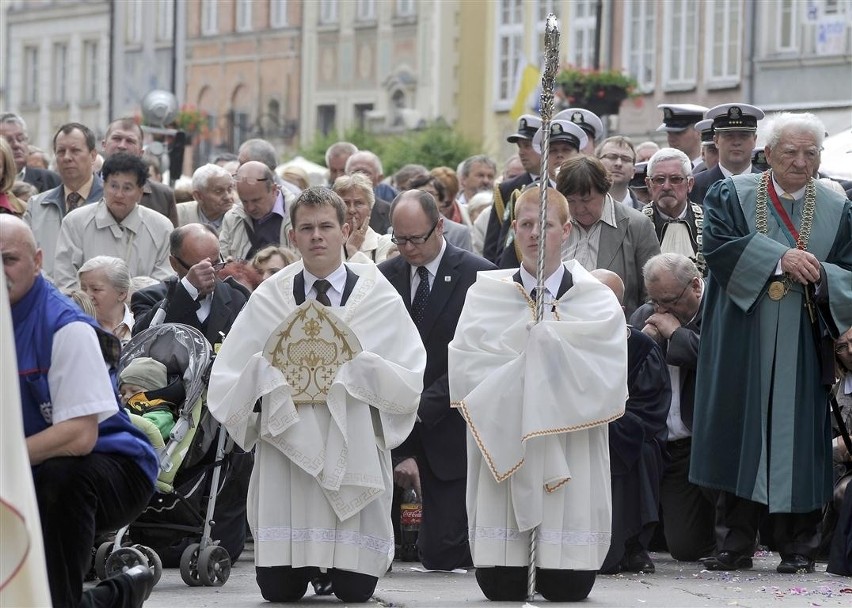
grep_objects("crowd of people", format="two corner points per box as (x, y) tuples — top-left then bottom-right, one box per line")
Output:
(1, 101), (851, 608)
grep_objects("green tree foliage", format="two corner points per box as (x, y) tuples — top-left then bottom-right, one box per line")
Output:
(299, 123), (479, 176)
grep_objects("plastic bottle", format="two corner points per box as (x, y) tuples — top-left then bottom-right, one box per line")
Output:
(399, 487), (422, 562)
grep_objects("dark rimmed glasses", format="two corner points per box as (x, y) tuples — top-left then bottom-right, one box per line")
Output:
(391, 221), (439, 246)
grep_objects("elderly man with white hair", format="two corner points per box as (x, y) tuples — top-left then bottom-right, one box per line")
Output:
(641, 148), (705, 270)
(177, 163), (236, 230)
(692, 112), (852, 574)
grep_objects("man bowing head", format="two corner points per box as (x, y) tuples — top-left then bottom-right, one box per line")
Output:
(208, 187), (426, 603)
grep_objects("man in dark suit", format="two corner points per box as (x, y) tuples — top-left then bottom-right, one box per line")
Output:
(483, 114), (541, 264)
(1, 113), (62, 193)
(593, 269), (670, 576)
(629, 253), (717, 564)
(689, 104), (765, 206)
(130, 223), (251, 565)
(379, 190), (496, 570)
(102, 117), (178, 226)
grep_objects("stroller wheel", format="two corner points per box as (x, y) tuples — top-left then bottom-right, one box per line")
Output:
(136, 545), (164, 586)
(105, 547), (149, 579)
(198, 546), (231, 586)
(94, 541), (113, 580)
(179, 543), (203, 587)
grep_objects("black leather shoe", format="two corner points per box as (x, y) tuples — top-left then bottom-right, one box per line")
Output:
(777, 554), (815, 574)
(311, 572), (334, 596)
(703, 550), (753, 571)
(623, 549), (655, 573)
(124, 564), (155, 608)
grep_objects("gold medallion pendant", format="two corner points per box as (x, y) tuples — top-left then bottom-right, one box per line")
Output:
(767, 280), (786, 301)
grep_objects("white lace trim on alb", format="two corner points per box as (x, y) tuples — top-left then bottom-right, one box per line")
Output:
(255, 526), (392, 555)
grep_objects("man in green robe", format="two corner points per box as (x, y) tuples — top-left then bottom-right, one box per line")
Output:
(690, 111), (852, 574)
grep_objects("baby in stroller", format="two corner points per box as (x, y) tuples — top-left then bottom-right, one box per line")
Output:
(119, 357), (186, 444)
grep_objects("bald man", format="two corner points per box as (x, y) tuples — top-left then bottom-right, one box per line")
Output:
(592, 268), (671, 575)
(219, 161), (293, 260)
(2, 215), (157, 608)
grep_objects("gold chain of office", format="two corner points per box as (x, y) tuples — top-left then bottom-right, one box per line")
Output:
(755, 171), (815, 251)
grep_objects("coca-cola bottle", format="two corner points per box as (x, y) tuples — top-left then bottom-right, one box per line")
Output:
(399, 487), (421, 562)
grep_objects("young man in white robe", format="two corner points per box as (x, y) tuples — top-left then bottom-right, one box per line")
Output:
(449, 187), (628, 602)
(208, 187), (426, 603)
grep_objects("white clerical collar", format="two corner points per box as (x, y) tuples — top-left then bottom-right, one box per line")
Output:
(413, 237), (447, 281)
(719, 163), (753, 178)
(519, 263), (564, 299)
(304, 263), (347, 299)
(771, 174), (806, 200)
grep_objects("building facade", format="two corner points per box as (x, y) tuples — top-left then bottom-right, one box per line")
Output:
(184, 0), (303, 163)
(3, 0), (111, 151)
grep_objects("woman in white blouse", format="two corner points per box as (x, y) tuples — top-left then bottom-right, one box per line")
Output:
(78, 255), (134, 346)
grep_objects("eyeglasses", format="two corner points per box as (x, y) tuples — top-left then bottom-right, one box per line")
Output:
(648, 175), (688, 186)
(391, 221), (439, 246)
(172, 254), (228, 271)
(648, 281), (691, 309)
(600, 153), (635, 164)
(232, 176), (269, 185)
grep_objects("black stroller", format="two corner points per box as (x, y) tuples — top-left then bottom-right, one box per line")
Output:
(92, 323), (234, 587)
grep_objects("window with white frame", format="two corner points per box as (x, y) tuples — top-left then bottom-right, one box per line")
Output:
(201, 0), (218, 36)
(707, 0), (742, 83)
(320, 0), (339, 25)
(494, 0), (524, 109)
(82, 40), (99, 102)
(270, 0), (288, 28)
(127, 0), (143, 44)
(157, 0), (174, 41)
(624, 0), (655, 91)
(52, 43), (68, 104)
(663, 0), (698, 88)
(396, 0), (415, 18)
(236, 0), (253, 32)
(23, 46), (38, 105)
(567, 0), (596, 68)
(776, 0), (799, 51)
(357, 0), (376, 22)
(532, 0), (560, 63)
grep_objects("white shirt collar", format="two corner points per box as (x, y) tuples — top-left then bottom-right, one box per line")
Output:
(657, 203), (689, 221)
(413, 237), (447, 281)
(719, 163), (753, 178)
(304, 263), (348, 302)
(519, 263), (565, 299)
(600, 193), (618, 228)
(771, 173), (806, 200)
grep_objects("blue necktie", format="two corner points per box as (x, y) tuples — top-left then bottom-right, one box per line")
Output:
(411, 266), (430, 325)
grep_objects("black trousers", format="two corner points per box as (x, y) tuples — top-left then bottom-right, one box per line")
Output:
(418, 458), (472, 570)
(34, 454), (153, 608)
(716, 491), (822, 558)
(256, 565), (378, 603)
(660, 438), (717, 560)
(475, 566), (596, 602)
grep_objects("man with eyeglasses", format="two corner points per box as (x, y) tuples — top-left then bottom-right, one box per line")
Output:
(379, 190), (495, 572)
(130, 221), (253, 567)
(690, 104), (764, 206)
(629, 253), (717, 566)
(220, 160), (293, 261)
(596, 136), (639, 209)
(642, 148), (705, 272)
(691, 112), (852, 574)
(0, 113), (61, 193)
(52, 153), (173, 291)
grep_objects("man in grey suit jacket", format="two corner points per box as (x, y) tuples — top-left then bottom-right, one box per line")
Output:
(24, 122), (104, 280)
(1, 112), (62, 193)
(629, 253), (716, 563)
(556, 155), (660, 317)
